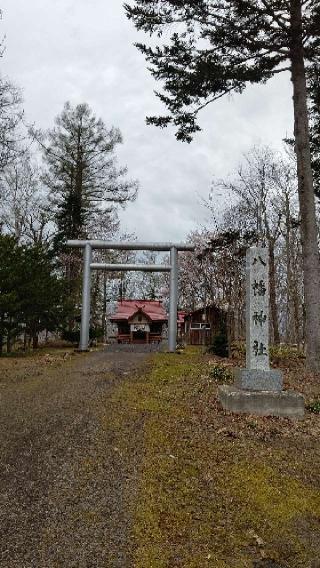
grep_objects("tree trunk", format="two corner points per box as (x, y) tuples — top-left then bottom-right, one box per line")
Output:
(284, 191), (293, 342)
(293, 281), (302, 347)
(6, 331), (12, 354)
(103, 270), (107, 342)
(269, 241), (280, 344)
(32, 333), (39, 350)
(6, 316), (13, 353)
(290, 0), (320, 371)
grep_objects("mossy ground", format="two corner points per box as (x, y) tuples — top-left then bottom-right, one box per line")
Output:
(105, 347), (320, 568)
(2, 346), (320, 566)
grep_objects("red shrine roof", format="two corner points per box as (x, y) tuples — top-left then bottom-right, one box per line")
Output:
(110, 300), (168, 322)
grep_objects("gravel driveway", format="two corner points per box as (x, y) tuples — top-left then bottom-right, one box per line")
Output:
(0, 350), (148, 568)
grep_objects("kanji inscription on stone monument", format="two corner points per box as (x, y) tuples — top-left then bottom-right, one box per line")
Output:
(235, 246), (283, 392)
(247, 247), (269, 371)
(218, 245), (304, 417)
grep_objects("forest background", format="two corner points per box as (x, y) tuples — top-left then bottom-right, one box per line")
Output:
(0, 2), (320, 365)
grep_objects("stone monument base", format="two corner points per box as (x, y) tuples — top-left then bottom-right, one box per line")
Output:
(218, 385), (304, 419)
(235, 368), (283, 392)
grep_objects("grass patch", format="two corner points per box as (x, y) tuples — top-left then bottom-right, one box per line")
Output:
(0, 346), (75, 360)
(0, 350), (32, 358)
(270, 344), (305, 364)
(102, 347), (320, 567)
(208, 363), (233, 383)
(306, 400), (320, 414)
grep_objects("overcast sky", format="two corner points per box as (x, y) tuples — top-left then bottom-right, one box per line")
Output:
(2, 0), (294, 242)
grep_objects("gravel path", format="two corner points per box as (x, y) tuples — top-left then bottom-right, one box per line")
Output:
(0, 350), (148, 568)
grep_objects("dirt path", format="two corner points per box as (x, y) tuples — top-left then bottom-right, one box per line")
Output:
(0, 350), (149, 568)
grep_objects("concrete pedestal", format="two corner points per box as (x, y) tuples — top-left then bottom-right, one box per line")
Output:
(218, 385), (304, 419)
(235, 368), (283, 392)
(218, 247), (304, 420)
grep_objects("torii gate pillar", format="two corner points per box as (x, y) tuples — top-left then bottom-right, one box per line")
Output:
(168, 246), (178, 352)
(67, 240), (195, 353)
(79, 243), (92, 351)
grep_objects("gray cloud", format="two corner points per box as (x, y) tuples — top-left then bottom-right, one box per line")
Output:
(2, 0), (293, 241)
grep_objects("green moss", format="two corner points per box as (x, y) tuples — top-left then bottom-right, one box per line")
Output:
(307, 399), (320, 414)
(98, 347), (320, 567)
(228, 463), (320, 524)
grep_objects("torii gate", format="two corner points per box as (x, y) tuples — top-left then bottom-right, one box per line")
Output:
(66, 240), (195, 353)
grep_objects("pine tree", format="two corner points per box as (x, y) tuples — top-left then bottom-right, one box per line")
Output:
(0, 237), (67, 352)
(125, 0), (320, 371)
(38, 102), (138, 313)
(41, 102), (138, 246)
(0, 236), (23, 353)
(20, 245), (69, 349)
(309, 65), (320, 198)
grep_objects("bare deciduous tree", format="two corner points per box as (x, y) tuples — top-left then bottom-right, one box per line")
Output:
(0, 151), (51, 245)
(0, 77), (23, 171)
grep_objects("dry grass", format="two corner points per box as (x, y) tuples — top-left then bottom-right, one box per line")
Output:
(1, 346), (320, 567)
(106, 347), (320, 568)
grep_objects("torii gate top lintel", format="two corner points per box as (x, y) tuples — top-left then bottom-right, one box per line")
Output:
(66, 240), (195, 252)
(66, 239), (195, 352)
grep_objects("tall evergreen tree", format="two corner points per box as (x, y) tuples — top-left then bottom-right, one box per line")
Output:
(309, 65), (320, 198)
(20, 245), (69, 349)
(40, 102), (138, 246)
(0, 236), (68, 352)
(37, 102), (138, 312)
(125, 0), (320, 372)
(0, 235), (23, 354)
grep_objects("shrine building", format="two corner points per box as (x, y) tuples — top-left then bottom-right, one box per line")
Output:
(109, 300), (168, 344)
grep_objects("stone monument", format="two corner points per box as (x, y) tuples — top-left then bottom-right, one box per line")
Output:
(218, 246), (304, 418)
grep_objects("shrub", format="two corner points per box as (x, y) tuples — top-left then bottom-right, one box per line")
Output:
(209, 364), (233, 383)
(307, 400), (320, 414)
(230, 341), (246, 358)
(62, 327), (104, 345)
(208, 330), (229, 357)
(90, 327), (104, 340)
(62, 329), (80, 344)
